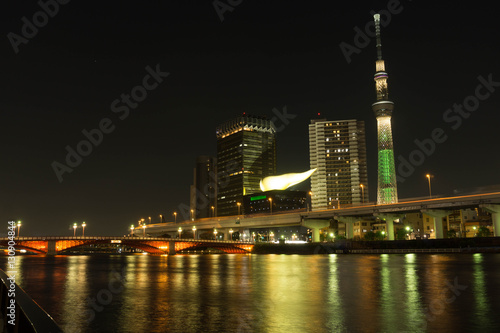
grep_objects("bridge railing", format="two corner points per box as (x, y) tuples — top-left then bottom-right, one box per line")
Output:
(0, 269), (63, 332)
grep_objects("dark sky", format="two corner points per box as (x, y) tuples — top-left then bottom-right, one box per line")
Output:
(1, 1), (499, 236)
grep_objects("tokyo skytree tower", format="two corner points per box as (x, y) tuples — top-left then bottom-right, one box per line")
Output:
(372, 13), (398, 204)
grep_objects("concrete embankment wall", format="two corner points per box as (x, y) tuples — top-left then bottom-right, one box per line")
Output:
(251, 237), (500, 254)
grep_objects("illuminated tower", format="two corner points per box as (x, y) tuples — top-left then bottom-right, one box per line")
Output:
(372, 13), (398, 204)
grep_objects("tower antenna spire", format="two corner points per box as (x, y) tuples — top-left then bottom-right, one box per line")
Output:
(374, 13), (383, 60)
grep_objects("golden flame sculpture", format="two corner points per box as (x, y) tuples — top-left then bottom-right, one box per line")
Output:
(260, 169), (316, 192)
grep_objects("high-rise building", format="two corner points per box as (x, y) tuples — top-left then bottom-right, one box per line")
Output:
(372, 13), (398, 204)
(309, 119), (368, 210)
(216, 115), (277, 216)
(190, 155), (217, 219)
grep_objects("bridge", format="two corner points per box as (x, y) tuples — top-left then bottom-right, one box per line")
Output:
(142, 192), (500, 241)
(0, 237), (253, 255)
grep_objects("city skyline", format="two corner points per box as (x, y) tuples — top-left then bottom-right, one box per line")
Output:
(2, 1), (500, 235)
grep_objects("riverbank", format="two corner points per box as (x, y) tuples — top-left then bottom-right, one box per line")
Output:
(251, 237), (500, 254)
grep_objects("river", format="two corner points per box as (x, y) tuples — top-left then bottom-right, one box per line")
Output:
(2, 253), (500, 332)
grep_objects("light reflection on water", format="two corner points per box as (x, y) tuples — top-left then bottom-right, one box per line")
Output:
(2, 253), (500, 332)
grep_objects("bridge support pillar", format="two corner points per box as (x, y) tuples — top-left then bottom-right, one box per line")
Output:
(375, 214), (404, 240)
(47, 240), (56, 255)
(336, 217), (358, 239)
(168, 241), (176, 255)
(421, 209), (452, 239)
(480, 204), (500, 237)
(303, 219), (330, 242)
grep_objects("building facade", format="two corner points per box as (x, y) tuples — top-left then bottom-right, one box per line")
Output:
(216, 115), (277, 216)
(243, 190), (307, 215)
(309, 119), (368, 210)
(190, 155), (217, 219)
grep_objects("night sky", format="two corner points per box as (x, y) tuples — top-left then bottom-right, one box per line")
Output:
(2, 1), (499, 236)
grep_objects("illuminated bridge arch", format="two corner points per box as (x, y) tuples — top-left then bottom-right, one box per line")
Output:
(0, 237), (254, 255)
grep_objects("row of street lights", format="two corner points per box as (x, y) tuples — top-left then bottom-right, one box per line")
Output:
(72, 222), (87, 237)
(307, 174), (433, 207)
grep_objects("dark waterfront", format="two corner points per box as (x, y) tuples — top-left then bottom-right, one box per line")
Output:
(2, 253), (500, 333)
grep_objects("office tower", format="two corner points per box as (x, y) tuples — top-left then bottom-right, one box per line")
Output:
(190, 155), (217, 219)
(216, 115), (276, 216)
(309, 119), (368, 210)
(372, 13), (398, 204)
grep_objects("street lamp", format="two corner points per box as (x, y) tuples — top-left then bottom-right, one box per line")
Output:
(360, 184), (365, 204)
(173, 212), (177, 223)
(211, 206), (215, 218)
(269, 198), (273, 215)
(192, 226), (197, 239)
(82, 222), (86, 237)
(178, 227), (182, 239)
(308, 191), (313, 211)
(73, 223), (77, 237)
(237, 202), (241, 216)
(426, 174), (432, 199)
(214, 228), (218, 240)
(17, 221), (21, 238)
(142, 224), (146, 237)
(229, 228), (233, 240)
(159, 214), (163, 223)
(130, 224), (134, 236)
(190, 209), (194, 221)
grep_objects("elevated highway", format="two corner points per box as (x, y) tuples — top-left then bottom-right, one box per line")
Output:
(142, 192), (500, 241)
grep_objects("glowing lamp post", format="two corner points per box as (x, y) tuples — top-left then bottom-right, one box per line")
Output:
(82, 222), (86, 237)
(17, 221), (22, 238)
(190, 209), (194, 221)
(130, 224), (134, 236)
(237, 202), (241, 216)
(229, 228), (233, 241)
(213, 228), (218, 240)
(178, 227), (182, 239)
(73, 223), (77, 237)
(360, 184), (365, 204)
(142, 224), (146, 237)
(426, 174), (432, 199)
(269, 198), (273, 215)
(173, 212), (177, 223)
(308, 191), (313, 211)
(159, 214), (163, 223)
(192, 226), (196, 239)
(211, 206), (215, 218)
